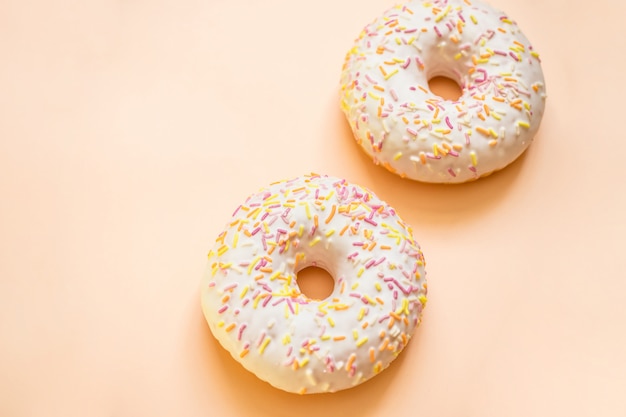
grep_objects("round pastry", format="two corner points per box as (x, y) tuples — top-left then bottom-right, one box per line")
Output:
(340, 0), (547, 183)
(201, 174), (427, 394)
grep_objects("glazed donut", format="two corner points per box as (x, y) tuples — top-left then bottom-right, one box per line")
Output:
(201, 174), (427, 394)
(340, 0), (547, 183)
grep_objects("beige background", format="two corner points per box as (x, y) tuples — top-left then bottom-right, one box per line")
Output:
(1, 0), (624, 415)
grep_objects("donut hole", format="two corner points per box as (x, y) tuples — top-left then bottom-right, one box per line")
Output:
(296, 266), (335, 300)
(428, 75), (462, 101)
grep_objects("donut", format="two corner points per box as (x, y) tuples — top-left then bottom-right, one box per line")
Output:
(340, 0), (547, 183)
(201, 174), (427, 394)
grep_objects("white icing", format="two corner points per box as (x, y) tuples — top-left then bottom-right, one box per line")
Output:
(201, 174), (427, 393)
(340, 0), (547, 183)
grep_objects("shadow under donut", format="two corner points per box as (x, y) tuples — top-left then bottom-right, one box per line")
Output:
(331, 103), (535, 229)
(187, 286), (429, 417)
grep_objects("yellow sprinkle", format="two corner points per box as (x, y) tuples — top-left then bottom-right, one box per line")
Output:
(454, 52), (462, 60)
(253, 293), (267, 309)
(470, 151), (478, 167)
(269, 270), (281, 281)
(518, 120), (530, 129)
(239, 285), (249, 299)
(353, 330), (359, 340)
(309, 236), (321, 247)
(282, 334), (291, 345)
(375, 282), (382, 291)
(325, 229), (335, 237)
(357, 267), (364, 278)
(304, 204), (311, 220)
(356, 337), (369, 348)
(299, 357), (309, 367)
(368, 91), (381, 100)
(217, 245), (228, 256)
(321, 334), (331, 341)
(327, 317), (335, 327)
(248, 256), (261, 275)
(401, 298), (409, 315)
(232, 232), (239, 248)
(248, 207), (261, 219)
(383, 68), (399, 80)
(435, 5), (451, 22)
(358, 308), (365, 321)
(393, 151), (402, 161)
(217, 320), (224, 327)
(259, 337), (271, 354)
(470, 14), (477, 24)
(419, 294), (428, 305)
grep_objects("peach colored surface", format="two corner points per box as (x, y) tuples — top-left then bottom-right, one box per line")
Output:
(1, 0), (624, 415)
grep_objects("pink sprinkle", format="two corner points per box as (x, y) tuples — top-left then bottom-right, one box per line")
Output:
(390, 88), (399, 101)
(445, 116), (453, 129)
(509, 51), (520, 61)
(238, 324), (247, 340)
(365, 74), (378, 85)
(406, 127), (418, 136)
(256, 332), (266, 347)
(403, 28), (418, 34)
(262, 295), (272, 307)
(217, 305), (228, 314)
(448, 168), (457, 177)
(434, 26), (442, 37)
(364, 217), (378, 226)
(365, 259), (376, 269)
